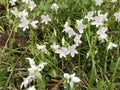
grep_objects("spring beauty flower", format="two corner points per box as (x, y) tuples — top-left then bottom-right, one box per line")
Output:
(95, 0), (103, 6)
(63, 21), (76, 37)
(107, 42), (117, 50)
(98, 12), (108, 22)
(91, 12), (108, 28)
(26, 57), (47, 78)
(51, 43), (60, 51)
(55, 47), (69, 58)
(91, 16), (103, 27)
(20, 76), (34, 89)
(28, 1), (37, 11)
(19, 10), (29, 18)
(11, 7), (19, 18)
(97, 27), (108, 42)
(18, 18), (30, 31)
(30, 20), (39, 29)
(63, 27), (76, 37)
(11, 9), (29, 19)
(64, 73), (81, 89)
(41, 15), (51, 24)
(36, 44), (48, 54)
(51, 3), (59, 11)
(114, 12), (120, 22)
(74, 34), (82, 46)
(21, 58), (47, 89)
(67, 45), (78, 57)
(76, 20), (86, 34)
(85, 11), (94, 21)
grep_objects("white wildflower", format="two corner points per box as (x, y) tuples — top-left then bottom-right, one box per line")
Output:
(91, 16), (103, 27)
(25, 57), (35, 67)
(97, 27), (108, 42)
(20, 76), (34, 89)
(51, 3), (59, 11)
(67, 45), (78, 57)
(63, 27), (76, 37)
(36, 44), (48, 54)
(107, 42), (117, 50)
(64, 73), (81, 89)
(41, 15), (51, 24)
(95, 0), (103, 6)
(98, 12), (108, 22)
(11, 9), (28, 19)
(19, 10), (28, 18)
(63, 21), (76, 37)
(114, 12), (120, 22)
(76, 20), (86, 34)
(26, 57), (47, 78)
(28, 1), (37, 11)
(74, 34), (82, 46)
(30, 20), (39, 29)
(11, 7), (19, 18)
(85, 11), (94, 21)
(55, 47), (69, 58)
(91, 12), (108, 28)
(18, 18), (30, 31)
(51, 43), (60, 51)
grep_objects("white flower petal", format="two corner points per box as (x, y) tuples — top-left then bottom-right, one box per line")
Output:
(72, 77), (81, 83)
(64, 73), (70, 78)
(26, 58), (35, 67)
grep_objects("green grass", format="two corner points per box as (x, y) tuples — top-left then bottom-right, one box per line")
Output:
(0, 0), (120, 90)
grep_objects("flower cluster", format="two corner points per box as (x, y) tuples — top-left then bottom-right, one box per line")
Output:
(10, 0), (38, 31)
(10, 0), (52, 32)
(20, 58), (47, 89)
(91, 11), (108, 28)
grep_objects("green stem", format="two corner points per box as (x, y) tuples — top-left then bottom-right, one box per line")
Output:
(110, 57), (120, 89)
(104, 50), (108, 73)
(3, 65), (14, 90)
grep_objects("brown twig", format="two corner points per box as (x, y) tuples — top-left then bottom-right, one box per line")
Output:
(2, 28), (13, 54)
(51, 79), (64, 90)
